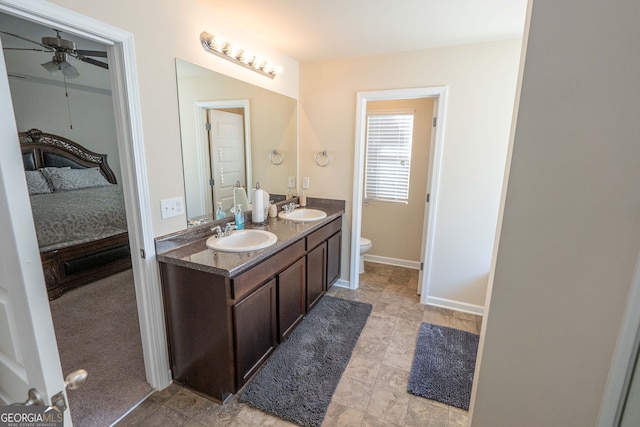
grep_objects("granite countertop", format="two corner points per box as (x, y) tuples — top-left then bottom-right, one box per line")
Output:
(155, 198), (345, 278)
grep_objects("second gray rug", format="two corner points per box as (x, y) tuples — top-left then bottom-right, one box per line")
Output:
(407, 322), (479, 410)
(239, 295), (372, 427)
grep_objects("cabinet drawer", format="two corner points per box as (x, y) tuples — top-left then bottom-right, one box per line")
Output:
(232, 239), (305, 301)
(306, 217), (341, 250)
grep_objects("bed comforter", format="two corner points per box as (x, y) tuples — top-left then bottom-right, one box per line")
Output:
(29, 185), (128, 252)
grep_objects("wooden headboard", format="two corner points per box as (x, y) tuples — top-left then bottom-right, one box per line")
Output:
(19, 128), (118, 184)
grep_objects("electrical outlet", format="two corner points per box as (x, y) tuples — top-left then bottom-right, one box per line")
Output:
(288, 176), (296, 188)
(160, 196), (184, 219)
(302, 177), (310, 189)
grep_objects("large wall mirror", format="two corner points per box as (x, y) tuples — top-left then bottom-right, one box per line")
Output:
(175, 58), (297, 224)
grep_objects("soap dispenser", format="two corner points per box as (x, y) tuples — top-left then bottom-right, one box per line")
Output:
(233, 204), (245, 230)
(215, 202), (225, 220)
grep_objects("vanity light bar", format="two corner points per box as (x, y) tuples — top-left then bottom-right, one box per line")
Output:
(200, 31), (281, 79)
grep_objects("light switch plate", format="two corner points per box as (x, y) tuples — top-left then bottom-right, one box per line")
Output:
(161, 196), (184, 219)
(288, 176), (296, 188)
(302, 177), (310, 189)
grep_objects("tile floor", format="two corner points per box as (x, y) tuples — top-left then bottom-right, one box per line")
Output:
(116, 262), (482, 427)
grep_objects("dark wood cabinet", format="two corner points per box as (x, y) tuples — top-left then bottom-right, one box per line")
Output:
(159, 213), (342, 403)
(306, 242), (326, 311)
(327, 231), (342, 288)
(159, 264), (234, 402)
(277, 257), (306, 341)
(233, 278), (277, 387)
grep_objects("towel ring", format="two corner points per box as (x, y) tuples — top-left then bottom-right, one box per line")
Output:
(269, 150), (284, 165)
(314, 150), (330, 167)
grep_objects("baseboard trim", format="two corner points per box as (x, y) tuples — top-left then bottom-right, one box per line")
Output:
(333, 278), (350, 289)
(426, 296), (485, 316)
(363, 254), (420, 270)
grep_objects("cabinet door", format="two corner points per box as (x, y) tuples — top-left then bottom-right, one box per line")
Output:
(233, 278), (277, 387)
(326, 231), (342, 288)
(278, 257), (306, 341)
(306, 242), (326, 311)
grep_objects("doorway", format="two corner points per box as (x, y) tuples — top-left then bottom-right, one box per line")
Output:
(0, 11), (150, 425)
(189, 99), (252, 219)
(350, 87), (447, 302)
(0, 0), (170, 420)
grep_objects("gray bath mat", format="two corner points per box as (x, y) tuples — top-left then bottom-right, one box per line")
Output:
(407, 322), (479, 410)
(239, 296), (372, 426)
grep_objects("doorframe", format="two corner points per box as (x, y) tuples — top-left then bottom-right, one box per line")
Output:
(194, 99), (252, 214)
(0, 0), (171, 390)
(350, 86), (447, 300)
(597, 248), (640, 425)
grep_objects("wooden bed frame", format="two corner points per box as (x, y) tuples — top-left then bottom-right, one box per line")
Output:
(20, 128), (131, 300)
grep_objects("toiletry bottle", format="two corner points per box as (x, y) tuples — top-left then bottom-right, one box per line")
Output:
(268, 200), (277, 218)
(287, 187), (293, 199)
(234, 204), (245, 230)
(300, 191), (307, 207)
(215, 202), (225, 220)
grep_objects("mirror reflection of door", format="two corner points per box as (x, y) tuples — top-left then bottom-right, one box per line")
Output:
(207, 108), (246, 211)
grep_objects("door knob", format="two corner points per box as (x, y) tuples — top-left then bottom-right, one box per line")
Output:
(64, 369), (88, 390)
(10, 388), (44, 406)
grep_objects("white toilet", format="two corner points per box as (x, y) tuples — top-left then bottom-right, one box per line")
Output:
(359, 237), (373, 274)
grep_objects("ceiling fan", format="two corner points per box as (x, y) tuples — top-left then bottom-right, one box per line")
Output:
(0, 29), (108, 79)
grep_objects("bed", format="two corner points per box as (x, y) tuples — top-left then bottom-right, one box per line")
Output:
(20, 128), (131, 300)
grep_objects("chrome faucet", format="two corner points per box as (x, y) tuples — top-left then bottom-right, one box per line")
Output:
(211, 222), (236, 238)
(282, 202), (300, 214)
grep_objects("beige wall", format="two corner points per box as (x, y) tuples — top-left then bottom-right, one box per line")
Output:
(300, 39), (521, 309)
(471, 1), (640, 425)
(48, 0), (299, 237)
(361, 98), (433, 263)
(42, 1), (520, 311)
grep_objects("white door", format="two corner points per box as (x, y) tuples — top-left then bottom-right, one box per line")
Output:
(207, 109), (246, 211)
(0, 38), (70, 424)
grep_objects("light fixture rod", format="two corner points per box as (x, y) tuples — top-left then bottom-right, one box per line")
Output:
(200, 31), (278, 79)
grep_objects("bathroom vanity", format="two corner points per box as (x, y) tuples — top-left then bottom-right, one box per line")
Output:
(155, 199), (344, 403)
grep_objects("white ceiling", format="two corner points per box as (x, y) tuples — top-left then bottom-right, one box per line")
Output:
(209, 0), (528, 62)
(0, 1), (527, 82)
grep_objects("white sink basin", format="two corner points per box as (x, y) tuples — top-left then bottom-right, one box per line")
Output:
(278, 208), (327, 222)
(206, 229), (277, 252)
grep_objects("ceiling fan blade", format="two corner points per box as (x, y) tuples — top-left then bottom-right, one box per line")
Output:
(77, 56), (109, 70)
(75, 49), (107, 58)
(0, 31), (52, 50)
(2, 47), (50, 52)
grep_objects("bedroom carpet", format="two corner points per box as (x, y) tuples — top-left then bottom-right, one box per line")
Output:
(49, 269), (152, 427)
(239, 296), (372, 427)
(407, 322), (479, 410)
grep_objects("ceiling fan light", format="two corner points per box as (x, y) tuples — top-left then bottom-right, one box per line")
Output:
(60, 61), (80, 79)
(41, 61), (59, 75)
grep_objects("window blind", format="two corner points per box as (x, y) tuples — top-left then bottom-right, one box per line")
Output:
(364, 111), (414, 202)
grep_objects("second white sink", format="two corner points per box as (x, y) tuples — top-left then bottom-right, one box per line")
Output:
(206, 229), (277, 252)
(278, 208), (327, 222)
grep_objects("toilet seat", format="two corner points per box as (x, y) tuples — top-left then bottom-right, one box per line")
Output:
(360, 237), (372, 248)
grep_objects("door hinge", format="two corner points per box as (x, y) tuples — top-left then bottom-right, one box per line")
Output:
(426, 193), (430, 203)
(205, 122), (212, 131)
(420, 262), (424, 271)
(432, 117), (437, 127)
(140, 249), (146, 259)
(209, 178), (215, 186)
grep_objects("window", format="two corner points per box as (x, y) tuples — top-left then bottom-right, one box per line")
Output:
(364, 110), (414, 203)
